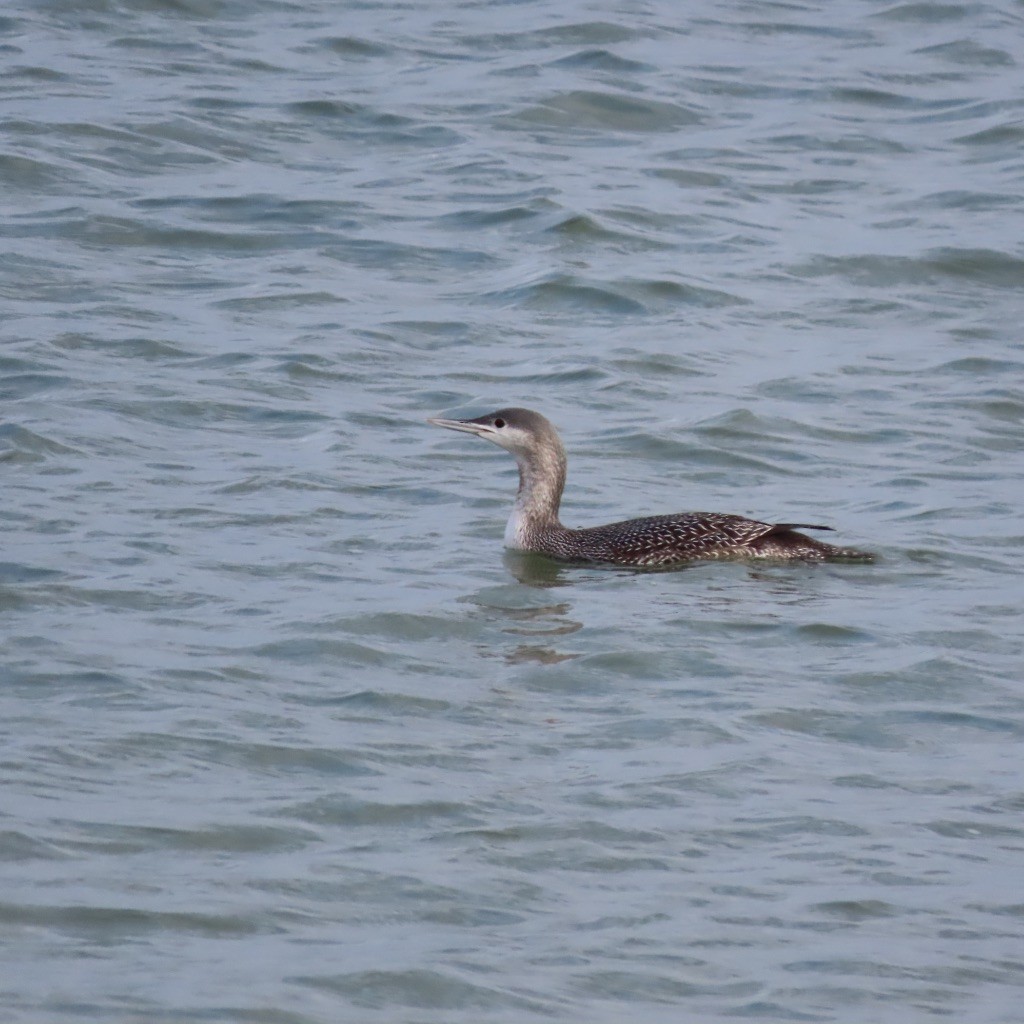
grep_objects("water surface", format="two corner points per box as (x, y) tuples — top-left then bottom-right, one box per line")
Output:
(2, 1), (1023, 1021)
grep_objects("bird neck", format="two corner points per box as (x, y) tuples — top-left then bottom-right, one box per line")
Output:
(504, 441), (567, 549)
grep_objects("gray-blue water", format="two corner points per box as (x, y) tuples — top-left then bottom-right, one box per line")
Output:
(3, 1), (1023, 1021)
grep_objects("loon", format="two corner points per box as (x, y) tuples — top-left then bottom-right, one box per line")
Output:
(428, 407), (874, 567)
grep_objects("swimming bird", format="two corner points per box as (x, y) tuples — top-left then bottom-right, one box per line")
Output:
(428, 407), (874, 567)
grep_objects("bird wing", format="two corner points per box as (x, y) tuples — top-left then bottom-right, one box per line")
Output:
(574, 512), (774, 562)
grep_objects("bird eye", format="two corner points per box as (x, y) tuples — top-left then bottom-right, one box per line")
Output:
(493, 418), (505, 429)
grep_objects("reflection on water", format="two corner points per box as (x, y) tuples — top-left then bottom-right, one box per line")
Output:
(468, 564), (584, 663)
(502, 549), (584, 586)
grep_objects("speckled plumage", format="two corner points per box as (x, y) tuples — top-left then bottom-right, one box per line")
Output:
(428, 407), (874, 567)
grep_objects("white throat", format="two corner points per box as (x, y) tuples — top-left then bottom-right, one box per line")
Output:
(503, 501), (529, 550)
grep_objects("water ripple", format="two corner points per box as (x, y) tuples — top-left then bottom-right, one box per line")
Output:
(3, 1), (1023, 1021)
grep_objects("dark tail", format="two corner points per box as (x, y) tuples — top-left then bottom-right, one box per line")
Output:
(761, 523), (875, 562)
